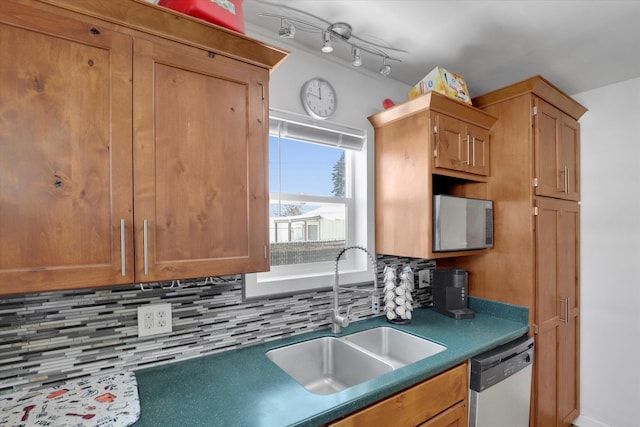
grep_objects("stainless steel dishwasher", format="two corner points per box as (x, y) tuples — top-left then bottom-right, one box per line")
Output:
(469, 334), (534, 427)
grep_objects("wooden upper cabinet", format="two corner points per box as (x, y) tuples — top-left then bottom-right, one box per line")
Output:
(133, 37), (270, 282)
(534, 99), (580, 201)
(0, 0), (286, 294)
(434, 113), (490, 176)
(368, 92), (496, 259)
(0, 1), (135, 293)
(433, 113), (467, 172)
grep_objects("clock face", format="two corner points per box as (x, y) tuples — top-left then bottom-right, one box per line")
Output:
(301, 78), (336, 120)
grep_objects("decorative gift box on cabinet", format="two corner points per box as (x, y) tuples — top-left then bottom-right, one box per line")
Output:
(408, 66), (472, 105)
(158, 0), (245, 33)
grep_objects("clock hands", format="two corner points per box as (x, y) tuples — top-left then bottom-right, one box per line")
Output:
(301, 78), (335, 119)
(307, 85), (322, 100)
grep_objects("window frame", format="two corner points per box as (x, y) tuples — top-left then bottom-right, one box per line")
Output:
(243, 109), (372, 300)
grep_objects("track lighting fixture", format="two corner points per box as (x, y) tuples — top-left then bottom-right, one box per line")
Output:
(321, 31), (333, 53)
(351, 46), (362, 67)
(258, 1), (406, 77)
(379, 57), (392, 77)
(278, 18), (295, 38)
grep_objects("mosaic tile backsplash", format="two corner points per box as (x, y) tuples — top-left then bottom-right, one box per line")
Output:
(0, 255), (434, 395)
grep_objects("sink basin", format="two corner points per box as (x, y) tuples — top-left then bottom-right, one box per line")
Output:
(266, 337), (393, 395)
(266, 327), (446, 395)
(342, 327), (446, 369)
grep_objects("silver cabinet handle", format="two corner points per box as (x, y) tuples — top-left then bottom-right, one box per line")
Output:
(560, 297), (569, 324)
(560, 166), (568, 193)
(561, 166), (570, 193)
(120, 219), (126, 276)
(463, 135), (471, 165)
(143, 219), (149, 275)
(472, 136), (477, 166)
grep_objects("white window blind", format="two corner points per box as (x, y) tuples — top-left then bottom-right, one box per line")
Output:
(269, 109), (365, 151)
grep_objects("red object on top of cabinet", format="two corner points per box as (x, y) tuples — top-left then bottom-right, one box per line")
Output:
(158, 0), (245, 34)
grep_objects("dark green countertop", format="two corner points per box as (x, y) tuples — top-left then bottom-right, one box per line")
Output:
(133, 298), (528, 427)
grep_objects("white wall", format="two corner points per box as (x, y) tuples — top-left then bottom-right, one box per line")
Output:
(246, 26), (411, 127)
(247, 24), (410, 254)
(573, 77), (640, 427)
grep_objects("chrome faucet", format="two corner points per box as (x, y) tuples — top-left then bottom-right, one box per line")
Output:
(330, 246), (380, 333)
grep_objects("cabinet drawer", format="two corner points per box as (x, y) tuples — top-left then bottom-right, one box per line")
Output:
(329, 362), (468, 427)
(419, 401), (468, 427)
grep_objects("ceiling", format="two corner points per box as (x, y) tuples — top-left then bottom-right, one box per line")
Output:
(243, 0), (640, 97)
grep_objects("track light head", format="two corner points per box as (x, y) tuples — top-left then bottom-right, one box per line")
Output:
(321, 32), (333, 53)
(351, 46), (362, 67)
(379, 57), (391, 76)
(278, 19), (295, 38)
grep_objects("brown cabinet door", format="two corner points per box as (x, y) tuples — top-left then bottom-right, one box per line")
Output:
(0, 2), (134, 293)
(534, 197), (562, 427)
(467, 123), (490, 175)
(558, 201), (580, 425)
(133, 38), (269, 282)
(535, 99), (580, 201)
(418, 401), (468, 427)
(434, 114), (489, 176)
(534, 198), (580, 427)
(560, 116), (580, 200)
(433, 113), (467, 172)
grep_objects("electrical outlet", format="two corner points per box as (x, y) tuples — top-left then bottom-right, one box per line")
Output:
(418, 269), (432, 288)
(137, 303), (172, 337)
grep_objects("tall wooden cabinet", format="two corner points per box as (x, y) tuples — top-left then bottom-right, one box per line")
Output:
(368, 92), (496, 260)
(0, 0), (287, 294)
(443, 76), (586, 427)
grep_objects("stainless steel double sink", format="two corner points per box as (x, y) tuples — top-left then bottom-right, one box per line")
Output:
(266, 327), (446, 395)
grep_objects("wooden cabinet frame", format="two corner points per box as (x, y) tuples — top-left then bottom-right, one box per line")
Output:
(368, 92), (496, 260)
(0, 0), (287, 294)
(441, 75), (586, 427)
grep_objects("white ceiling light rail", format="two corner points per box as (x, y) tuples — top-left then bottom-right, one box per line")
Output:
(257, 1), (406, 77)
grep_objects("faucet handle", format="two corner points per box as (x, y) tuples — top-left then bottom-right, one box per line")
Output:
(341, 304), (354, 327)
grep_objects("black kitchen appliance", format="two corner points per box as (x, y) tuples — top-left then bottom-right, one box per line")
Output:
(432, 268), (475, 319)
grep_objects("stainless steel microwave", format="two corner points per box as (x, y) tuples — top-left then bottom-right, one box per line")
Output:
(433, 195), (494, 252)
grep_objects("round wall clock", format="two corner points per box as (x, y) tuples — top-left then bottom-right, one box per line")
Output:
(300, 77), (336, 120)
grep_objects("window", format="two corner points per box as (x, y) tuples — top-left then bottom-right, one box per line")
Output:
(244, 109), (371, 299)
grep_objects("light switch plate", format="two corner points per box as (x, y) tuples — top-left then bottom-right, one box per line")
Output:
(137, 303), (172, 337)
(418, 269), (432, 288)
